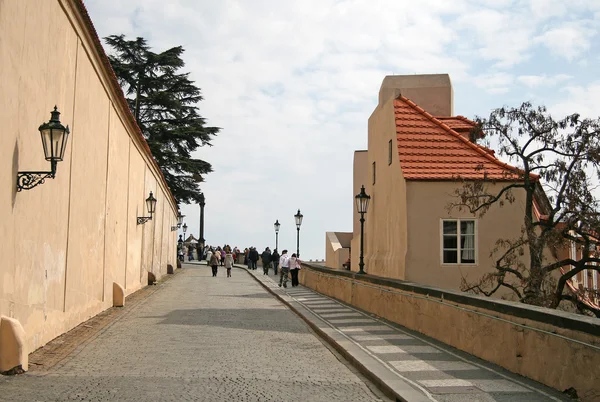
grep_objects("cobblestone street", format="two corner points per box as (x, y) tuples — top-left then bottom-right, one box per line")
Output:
(0, 265), (386, 402)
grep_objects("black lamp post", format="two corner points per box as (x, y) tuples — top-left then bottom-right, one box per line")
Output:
(137, 192), (157, 225)
(17, 106), (71, 191)
(199, 193), (206, 250)
(355, 185), (371, 274)
(182, 222), (187, 241)
(274, 219), (280, 250)
(294, 209), (303, 256)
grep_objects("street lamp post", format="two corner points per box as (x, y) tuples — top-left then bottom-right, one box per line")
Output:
(182, 222), (187, 242)
(199, 193), (206, 254)
(355, 185), (371, 274)
(294, 209), (303, 256)
(274, 219), (281, 250)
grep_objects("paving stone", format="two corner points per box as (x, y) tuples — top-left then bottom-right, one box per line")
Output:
(0, 265), (384, 402)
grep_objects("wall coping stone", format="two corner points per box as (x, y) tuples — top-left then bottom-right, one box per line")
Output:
(301, 262), (600, 336)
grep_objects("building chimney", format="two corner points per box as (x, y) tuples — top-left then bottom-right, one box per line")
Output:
(378, 74), (453, 116)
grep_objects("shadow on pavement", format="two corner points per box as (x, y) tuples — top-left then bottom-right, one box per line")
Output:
(212, 293), (274, 299)
(157, 308), (307, 333)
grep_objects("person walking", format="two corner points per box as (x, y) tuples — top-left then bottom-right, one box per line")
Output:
(261, 247), (272, 275)
(271, 249), (280, 276)
(248, 247), (259, 270)
(205, 248), (213, 266)
(225, 252), (234, 278)
(209, 251), (219, 277)
(278, 250), (290, 288)
(290, 253), (302, 287)
(215, 247), (222, 266)
(220, 248), (226, 266)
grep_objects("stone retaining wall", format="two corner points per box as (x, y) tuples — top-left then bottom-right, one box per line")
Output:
(299, 263), (600, 401)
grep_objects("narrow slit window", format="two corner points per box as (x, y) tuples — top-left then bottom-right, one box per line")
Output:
(388, 139), (393, 165)
(372, 161), (376, 185)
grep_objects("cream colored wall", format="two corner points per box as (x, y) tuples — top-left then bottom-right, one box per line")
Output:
(325, 232), (351, 269)
(361, 97), (408, 279)
(405, 181), (529, 295)
(378, 74), (453, 116)
(0, 0), (178, 353)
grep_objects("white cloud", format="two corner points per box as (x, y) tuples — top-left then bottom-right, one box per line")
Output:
(534, 21), (597, 61)
(84, 0), (600, 258)
(472, 72), (514, 94)
(550, 82), (600, 118)
(516, 74), (573, 88)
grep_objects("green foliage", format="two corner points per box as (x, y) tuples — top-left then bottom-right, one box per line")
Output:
(105, 34), (220, 204)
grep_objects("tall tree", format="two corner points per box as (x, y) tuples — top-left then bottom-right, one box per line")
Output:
(449, 102), (600, 316)
(105, 35), (219, 204)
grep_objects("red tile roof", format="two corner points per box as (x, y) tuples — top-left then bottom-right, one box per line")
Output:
(435, 116), (477, 132)
(395, 96), (524, 180)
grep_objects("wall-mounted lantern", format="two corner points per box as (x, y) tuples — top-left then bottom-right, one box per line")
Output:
(171, 213), (184, 231)
(137, 192), (157, 225)
(17, 106), (71, 192)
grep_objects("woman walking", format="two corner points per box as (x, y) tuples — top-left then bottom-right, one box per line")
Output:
(225, 252), (234, 278)
(290, 253), (301, 287)
(209, 251), (219, 277)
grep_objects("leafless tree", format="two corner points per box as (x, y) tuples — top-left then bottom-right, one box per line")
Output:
(448, 102), (600, 317)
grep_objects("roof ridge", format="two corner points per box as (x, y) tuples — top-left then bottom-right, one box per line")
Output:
(454, 115), (477, 125)
(396, 96), (530, 179)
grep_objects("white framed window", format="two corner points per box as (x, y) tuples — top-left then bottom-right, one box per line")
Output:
(441, 219), (477, 264)
(570, 238), (578, 286)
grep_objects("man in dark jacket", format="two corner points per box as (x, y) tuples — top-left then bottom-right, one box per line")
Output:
(248, 247), (259, 270)
(271, 249), (280, 276)
(261, 247), (272, 275)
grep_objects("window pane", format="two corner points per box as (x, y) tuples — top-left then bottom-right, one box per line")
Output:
(460, 234), (475, 248)
(443, 221), (457, 234)
(461, 220), (475, 235)
(461, 253), (475, 264)
(443, 250), (457, 263)
(444, 236), (457, 249)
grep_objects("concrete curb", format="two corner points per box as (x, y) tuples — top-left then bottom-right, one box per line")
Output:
(237, 264), (428, 402)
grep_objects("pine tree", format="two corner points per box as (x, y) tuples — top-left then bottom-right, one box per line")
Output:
(105, 35), (219, 204)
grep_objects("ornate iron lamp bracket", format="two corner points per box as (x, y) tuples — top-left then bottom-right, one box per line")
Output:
(137, 216), (152, 225)
(17, 171), (55, 192)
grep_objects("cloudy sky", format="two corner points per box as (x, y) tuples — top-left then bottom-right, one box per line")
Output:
(84, 0), (600, 259)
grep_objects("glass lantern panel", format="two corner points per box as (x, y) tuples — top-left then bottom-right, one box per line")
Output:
(57, 127), (69, 160)
(40, 128), (53, 161)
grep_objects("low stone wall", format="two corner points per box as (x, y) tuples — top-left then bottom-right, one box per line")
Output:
(299, 264), (600, 401)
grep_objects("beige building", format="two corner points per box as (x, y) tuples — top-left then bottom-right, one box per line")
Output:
(327, 74), (545, 295)
(0, 0), (179, 371)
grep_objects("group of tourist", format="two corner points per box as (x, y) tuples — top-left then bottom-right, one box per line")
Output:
(251, 247), (301, 288)
(204, 245), (237, 277)
(183, 243), (302, 286)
